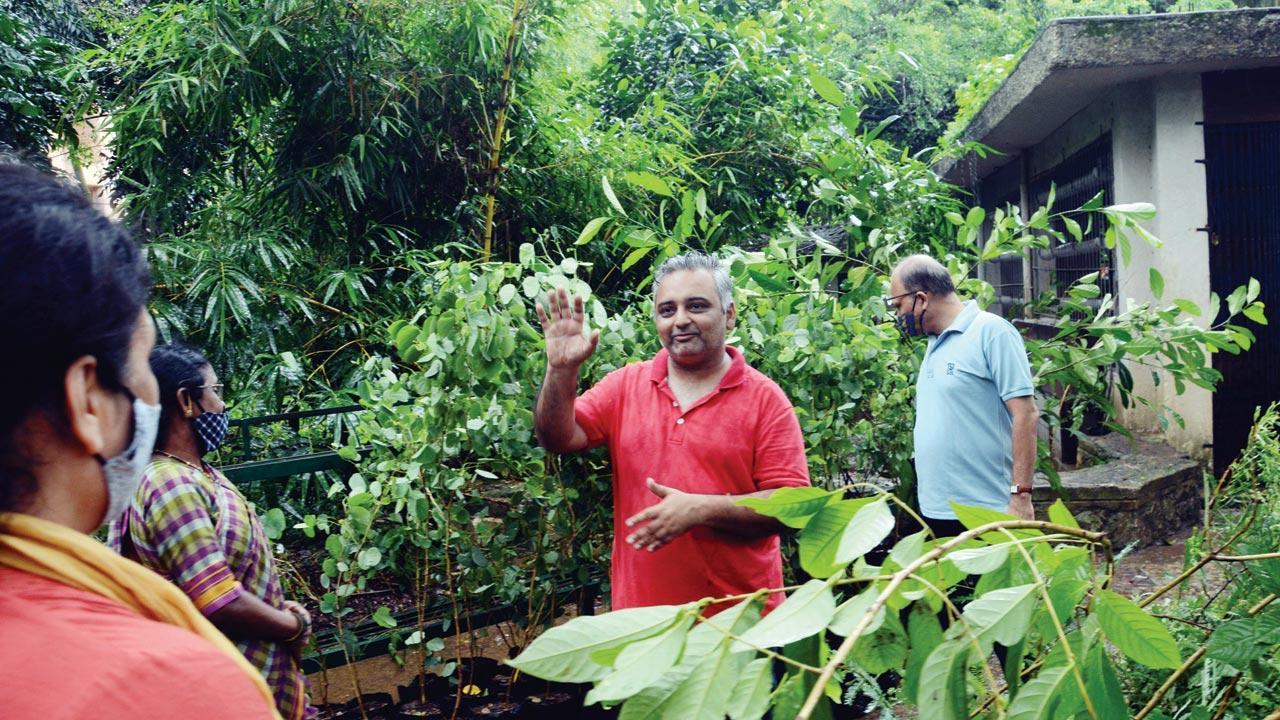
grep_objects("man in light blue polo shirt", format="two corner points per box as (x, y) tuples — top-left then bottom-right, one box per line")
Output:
(886, 255), (1038, 534)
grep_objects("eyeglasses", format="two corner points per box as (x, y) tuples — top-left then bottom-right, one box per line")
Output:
(192, 383), (225, 397)
(881, 291), (919, 309)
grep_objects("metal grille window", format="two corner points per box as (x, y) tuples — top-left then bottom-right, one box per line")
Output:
(1029, 134), (1115, 307)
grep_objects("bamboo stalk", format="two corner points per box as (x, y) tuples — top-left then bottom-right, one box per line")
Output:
(481, 0), (526, 261)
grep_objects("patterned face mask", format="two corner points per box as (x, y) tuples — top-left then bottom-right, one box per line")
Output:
(95, 392), (161, 526)
(192, 403), (229, 456)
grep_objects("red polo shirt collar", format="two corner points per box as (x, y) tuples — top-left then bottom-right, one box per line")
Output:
(647, 345), (748, 390)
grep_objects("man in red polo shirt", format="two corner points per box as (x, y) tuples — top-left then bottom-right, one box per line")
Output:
(534, 252), (810, 614)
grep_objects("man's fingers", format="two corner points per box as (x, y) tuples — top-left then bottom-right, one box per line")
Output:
(588, 329), (600, 353)
(535, 302), (548, 326)
(626, 507), (656, 527)
(573, 294), (585, 323)
(646, 478), (672, 497)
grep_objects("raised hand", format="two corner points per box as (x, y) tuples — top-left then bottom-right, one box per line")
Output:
(536, 288), (600, 370)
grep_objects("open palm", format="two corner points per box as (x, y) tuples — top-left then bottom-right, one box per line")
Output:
(536, 288), (599, 369)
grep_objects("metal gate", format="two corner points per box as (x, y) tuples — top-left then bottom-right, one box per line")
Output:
(1206, 120), (1280, 477)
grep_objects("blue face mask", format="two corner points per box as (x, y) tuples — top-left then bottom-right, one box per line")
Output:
(895, 296), (927, 338)
(192, 403), (229, 456)
(95, 393), (161, 526)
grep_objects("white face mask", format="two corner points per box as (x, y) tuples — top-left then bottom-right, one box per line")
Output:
(95, 394), (161, 527)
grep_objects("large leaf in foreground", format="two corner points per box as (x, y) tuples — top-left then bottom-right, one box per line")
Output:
(1205, 606), (1280, 669)
(1006, 664), (1084, 720)
(916, 639), (971, 720)
(738, 486), (840, 529)
(509, 604), (688, 682)
(736, 578), (836, 650)
(958, 583), (1038, 650)
(951, 502), (1043, 541)
(618, 599), (761, 720)
(726, 657), (772, 720)
(836, 499), (895, 567)
(586, 611), (696, 706)
(828, 585), (885, 637)
(1095, 589), (1182, 669)
(797, 498), (871, 577)
(656, 613), (756, 719)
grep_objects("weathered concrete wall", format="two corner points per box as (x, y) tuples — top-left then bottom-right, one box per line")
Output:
(992, 75), (1214, 455)
(1033, 434), (1204, 547)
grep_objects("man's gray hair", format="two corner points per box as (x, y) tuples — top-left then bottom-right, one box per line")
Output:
(895, 254), (956, 296)
(652, 252), (735, 310)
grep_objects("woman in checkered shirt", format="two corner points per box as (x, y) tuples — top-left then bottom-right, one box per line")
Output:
(109, 342), (316, 720)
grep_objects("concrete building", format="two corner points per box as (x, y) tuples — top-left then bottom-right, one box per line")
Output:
(937, 8), (1280, 474)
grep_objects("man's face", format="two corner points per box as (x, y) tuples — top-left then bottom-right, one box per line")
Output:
(654, 269), (735, 368)
(886, 273), (927, 336)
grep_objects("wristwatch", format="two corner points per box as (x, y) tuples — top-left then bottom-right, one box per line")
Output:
(1010, 485), (1032, 495)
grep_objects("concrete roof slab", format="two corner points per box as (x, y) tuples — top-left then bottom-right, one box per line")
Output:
(937, 8), (1280, 184)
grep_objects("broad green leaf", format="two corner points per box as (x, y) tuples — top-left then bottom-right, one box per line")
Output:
(946, 543), (1011, 575)
(371, 606), (396, 629)
(586, 612), (695, 705)
(510, 605), (688, 682)
(916, 639), (970, 720)
(903, 603), (944, 702)
(808, 69), (845, 106)
(1095, 589), (1181, 668)
(602, 175), (626, 216)
(851, 610), (907, 674)
(736, 579), (836, 650)
(1063, 216), (1083, 241)
(1047, 499), (1080, 529)
(623, 171), (674, 198)
(951, 502), (1042, 541)
(357, 547), (382, 569)
(622, 245), (654, 271)
(497, 284), (517, 305)
(828, 585), (885, 637)
(773, 634), (835, 720)
(1149, 267), (1164, 299)
(737, 486), (839, 529)
(957, 583), (1038, 650)
(888, 530), (927, 568)
(260, 507), (286, 540)
(1006, 664), (1084, 720)
(1248, 276), (1261, 302)
(836, 499), (895, 566)
(576, 217), (609, 246)
(1205, 606), (1280, 669)
(1174, 298), (1201, 317)
(747, 268), (790, 294)
(618, 600), (762, 720)
(1084, 639), (1130, 719)
(661, 627), (753, 720)
(1244, 302), (1268, 326)
(1104, 202), (1157, 221)
(797, 498), (871, 577)
(725, 657), (772, 720)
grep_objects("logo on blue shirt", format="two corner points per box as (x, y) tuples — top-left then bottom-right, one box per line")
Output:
(946, 362), (956, 376)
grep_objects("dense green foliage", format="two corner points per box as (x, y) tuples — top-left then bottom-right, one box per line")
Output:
(5, 0), (1276, 715)
(0, 0), (83, 162)
(831, 0), (1237, 151)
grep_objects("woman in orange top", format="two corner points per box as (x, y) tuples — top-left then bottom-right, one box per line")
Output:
(0, 164), (279, 720)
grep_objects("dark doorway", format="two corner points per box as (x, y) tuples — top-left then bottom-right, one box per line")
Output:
(1205, 69), (1280, 477)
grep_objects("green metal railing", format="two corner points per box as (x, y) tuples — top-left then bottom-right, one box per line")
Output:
(218, 405), (602, 671)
